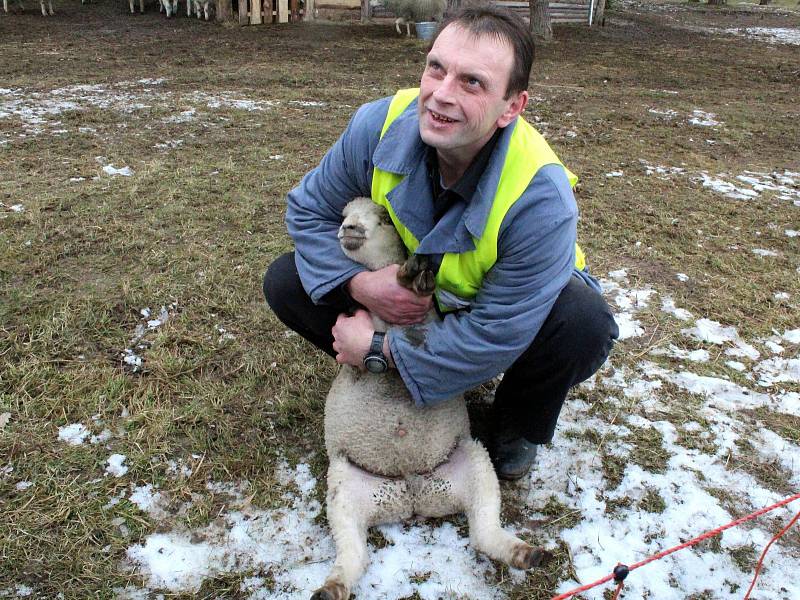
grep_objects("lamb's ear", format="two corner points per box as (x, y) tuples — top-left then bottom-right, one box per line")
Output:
(379, 210), (393, 226)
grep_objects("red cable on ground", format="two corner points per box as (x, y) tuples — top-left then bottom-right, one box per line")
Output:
(743, 506), (800, 600)
(551, 491), (800, 600)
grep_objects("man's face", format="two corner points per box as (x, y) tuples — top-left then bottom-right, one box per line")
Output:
(418, 24), (527, 161)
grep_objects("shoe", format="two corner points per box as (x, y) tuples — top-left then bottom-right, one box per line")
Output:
(491, 436), (538, 481)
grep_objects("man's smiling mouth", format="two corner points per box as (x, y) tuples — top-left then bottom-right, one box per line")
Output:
(429, 109), (457, 123)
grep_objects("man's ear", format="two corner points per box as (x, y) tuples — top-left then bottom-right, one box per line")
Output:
(497, 90), (529, 128)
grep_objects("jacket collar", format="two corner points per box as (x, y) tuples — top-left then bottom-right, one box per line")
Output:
(373, 97), (519, 249)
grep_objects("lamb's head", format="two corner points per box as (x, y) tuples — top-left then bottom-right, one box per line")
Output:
(339, 198), (407, 270)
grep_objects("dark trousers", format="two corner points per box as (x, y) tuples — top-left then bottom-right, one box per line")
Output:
(264, 252), (619, 445)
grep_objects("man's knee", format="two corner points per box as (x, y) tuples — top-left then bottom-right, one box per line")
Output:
(263, 252), (300, 317)
(548, 277), (619, 370)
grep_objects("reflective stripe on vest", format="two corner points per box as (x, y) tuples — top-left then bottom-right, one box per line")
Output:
(371, 88), (586, 310)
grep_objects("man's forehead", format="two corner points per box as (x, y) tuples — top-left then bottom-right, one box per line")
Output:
(431, 23), (514, 56)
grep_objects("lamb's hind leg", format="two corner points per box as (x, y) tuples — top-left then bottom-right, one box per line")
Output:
(424, 439), (544, 569)
(396, 254), (435, 296)
(313, 456), (412, 600)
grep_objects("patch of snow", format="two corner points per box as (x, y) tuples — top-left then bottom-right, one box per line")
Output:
(661, 296), (693, 320)
(58, 423), (90, 446)
(106, 454), (129, 478)
(647, 108), (677, 118)
(688, 109), (721, 127)
(164, 109), (196, 123)
(607, 269), (627, 280)
(102, 164), (134, 177)
(752, 248), (778, 257)
(614, 312), (644, 340)
(698, 172), (759, 200)
(650, 345), (710, 363)
(288, 100), (327, 107)
(605, 170), (624, 177)
(755, 357), (800, 387)
(724, 26), (800, 46)
(90, 429), (113, 444)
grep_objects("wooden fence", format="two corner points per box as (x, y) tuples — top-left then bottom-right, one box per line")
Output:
(362, 0), (595, 25)
(237, 0), (313, 24)
(490, 0), (593, 24)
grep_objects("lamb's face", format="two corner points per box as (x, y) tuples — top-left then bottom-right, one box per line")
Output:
(338, 198), (398, 263)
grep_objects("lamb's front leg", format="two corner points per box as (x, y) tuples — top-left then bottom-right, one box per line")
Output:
(429, 439), (544, 569)
(313, 456), (411, 600)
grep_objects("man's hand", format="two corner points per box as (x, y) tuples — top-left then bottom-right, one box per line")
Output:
(348, 265), (432, 325)
(332, 309), (379, 367)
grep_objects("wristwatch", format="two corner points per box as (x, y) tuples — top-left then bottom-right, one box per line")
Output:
(363, 331), (389, 374)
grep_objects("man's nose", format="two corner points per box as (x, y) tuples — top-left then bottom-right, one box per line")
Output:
(432, 75), (457, 104)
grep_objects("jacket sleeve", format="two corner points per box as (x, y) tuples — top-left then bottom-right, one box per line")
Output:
(388, 164), (578, 407)
(285, 98), (391, 303)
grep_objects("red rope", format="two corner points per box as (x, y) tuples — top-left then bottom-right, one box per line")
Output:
(743, 506), (800, 599)
(551, 491), (800, 600)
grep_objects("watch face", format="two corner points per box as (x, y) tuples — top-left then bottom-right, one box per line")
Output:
(364, 355), (388, 374)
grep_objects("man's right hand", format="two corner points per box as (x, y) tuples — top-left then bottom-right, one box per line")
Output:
(347, 265), (432, 325)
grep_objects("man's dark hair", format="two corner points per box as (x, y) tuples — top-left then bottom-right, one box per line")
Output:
(428, 6), (535, 99)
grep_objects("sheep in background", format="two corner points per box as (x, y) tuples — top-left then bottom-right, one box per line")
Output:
(2, 0), (54, 16)
(128, 0), (144, 14)
(312, 198), (542, 600)
(159, 0), (178, 17)
(380, 0), (447, 37)
(192, 0), (214, 20)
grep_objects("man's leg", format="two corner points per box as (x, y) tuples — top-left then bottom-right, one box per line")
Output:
(491, 276), (619, 479)
(263, 252), (347, 358)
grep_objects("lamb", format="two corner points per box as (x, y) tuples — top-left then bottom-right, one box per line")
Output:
(312, 197), (542, 600)
(159, 0), (179, 17)
(128, 0), (144, 14)
(379, 0), (447, 37)
(192, 0), (214, 20)
(2, 0), (54, 16)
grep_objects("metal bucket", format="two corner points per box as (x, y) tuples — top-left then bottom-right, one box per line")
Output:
(415, 21), (438, 41)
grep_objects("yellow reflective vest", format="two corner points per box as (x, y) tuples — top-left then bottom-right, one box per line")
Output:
(371, 88), (586, 310)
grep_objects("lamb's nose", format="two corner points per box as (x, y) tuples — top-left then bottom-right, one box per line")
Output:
(341, 223), (365, 235)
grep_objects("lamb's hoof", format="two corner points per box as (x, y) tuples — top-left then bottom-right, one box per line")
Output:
(397, 254), (435, 296)
(310, 582), (348, 600)
(511, 543), (546, 570)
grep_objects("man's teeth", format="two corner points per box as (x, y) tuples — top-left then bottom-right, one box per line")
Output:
(432, 111), (455, 123)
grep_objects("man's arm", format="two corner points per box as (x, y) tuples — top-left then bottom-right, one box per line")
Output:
(286, 99), (388, 303)
(388, 165), (578, 406)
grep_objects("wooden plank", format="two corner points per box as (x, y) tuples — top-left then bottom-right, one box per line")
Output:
(496, 1), (589, 6)
(304, 0), (315, 20)
(238, 0), (248, 24)
(277, 0), (289, 22)
(250, 0), (262, 23)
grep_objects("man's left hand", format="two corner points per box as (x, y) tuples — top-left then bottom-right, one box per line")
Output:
(331, 309), (375, 367)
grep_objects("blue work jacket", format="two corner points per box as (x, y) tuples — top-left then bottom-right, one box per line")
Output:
(286, 95), (598, 407)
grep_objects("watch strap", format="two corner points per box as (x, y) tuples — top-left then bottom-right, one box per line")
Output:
(369, 331), (386, 355)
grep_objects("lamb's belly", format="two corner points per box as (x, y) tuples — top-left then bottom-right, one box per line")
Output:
(324, 369), (470, 477)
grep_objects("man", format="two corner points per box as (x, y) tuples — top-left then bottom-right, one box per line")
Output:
(264, 7), (619, 480)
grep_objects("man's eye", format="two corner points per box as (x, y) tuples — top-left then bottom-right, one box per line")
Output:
(466, 78), (481, 88)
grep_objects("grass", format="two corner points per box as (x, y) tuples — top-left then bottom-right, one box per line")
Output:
(1, 0), (800, 597)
